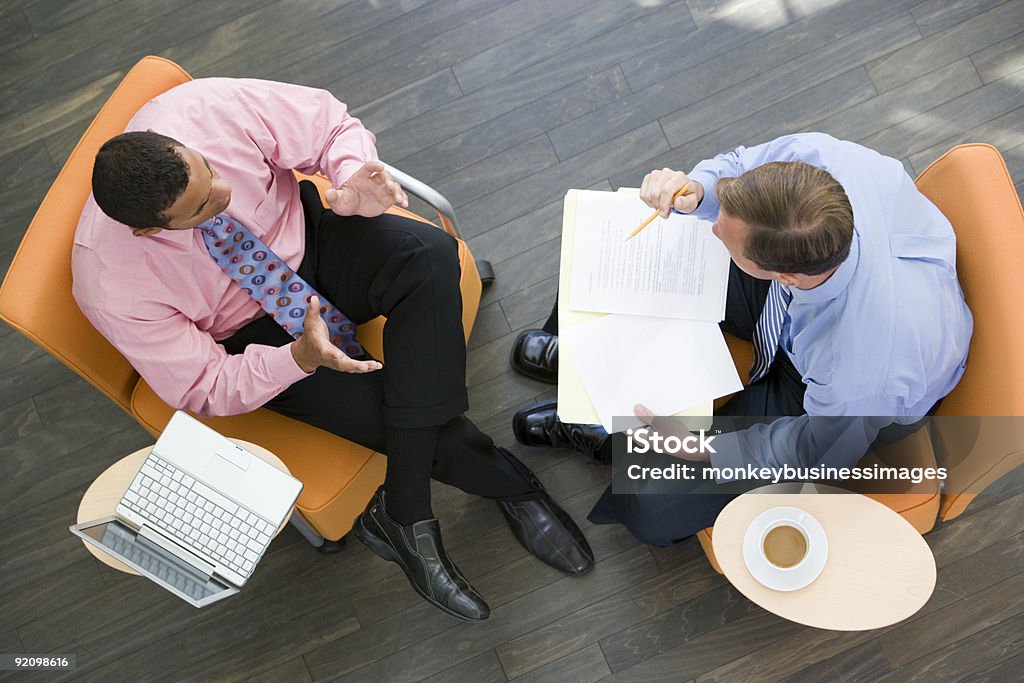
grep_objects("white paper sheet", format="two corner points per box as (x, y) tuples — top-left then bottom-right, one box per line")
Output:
(567, 314), (743, 432)
(568, 191), (730, 321)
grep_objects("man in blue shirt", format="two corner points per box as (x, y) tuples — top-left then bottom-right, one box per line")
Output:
(511, 133), (973, 545)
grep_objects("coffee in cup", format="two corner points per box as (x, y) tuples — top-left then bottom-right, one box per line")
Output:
(762, 523), (808, 569)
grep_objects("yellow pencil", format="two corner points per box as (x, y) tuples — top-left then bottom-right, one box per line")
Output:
(625, 183), (690, 241)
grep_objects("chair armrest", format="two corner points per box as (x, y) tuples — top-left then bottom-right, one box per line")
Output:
(381, 162), (461, 238)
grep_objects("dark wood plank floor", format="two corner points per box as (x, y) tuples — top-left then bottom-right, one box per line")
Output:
(2, 0), (1022, 680)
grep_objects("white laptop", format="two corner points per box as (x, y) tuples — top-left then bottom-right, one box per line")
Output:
(71, 411), (303, 607)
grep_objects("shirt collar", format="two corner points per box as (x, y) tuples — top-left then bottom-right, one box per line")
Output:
(790, 227), (860, 305)
(145, 213), (225, 247)
(147, 226), (199, 246)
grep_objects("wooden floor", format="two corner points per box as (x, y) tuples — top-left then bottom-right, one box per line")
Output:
(2, 0), (1023, 680)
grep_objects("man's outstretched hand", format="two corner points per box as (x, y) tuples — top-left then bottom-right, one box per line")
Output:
(325, 160), (409, 217)
(634, 403), (709, 462)
(290, 296), (383, 374)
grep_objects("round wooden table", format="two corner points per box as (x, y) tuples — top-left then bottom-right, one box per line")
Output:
(712, 482), (936, 630)
(76, 440), (291, 575)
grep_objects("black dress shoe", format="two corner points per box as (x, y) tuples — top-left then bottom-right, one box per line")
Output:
(513, 400), (610, 464)
(354, 488), (490, 622)
(510, 329), (558, 384)
(497, 490), (595, 576)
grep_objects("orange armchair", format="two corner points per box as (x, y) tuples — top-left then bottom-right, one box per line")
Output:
(918, 144), (1024, 521)
(697, 144), (1023, 573)
(0, 56), (484, 549)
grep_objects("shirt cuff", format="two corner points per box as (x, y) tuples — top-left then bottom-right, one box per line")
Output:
(686, 169), (721, 221)
(269, 342), (312, 386)
(707, 431), (746, 483)
(333, 159), (367, 188)
(331, 147), (378, 190)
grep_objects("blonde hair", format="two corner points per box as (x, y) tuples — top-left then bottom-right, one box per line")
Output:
(717, 161), (853, 275)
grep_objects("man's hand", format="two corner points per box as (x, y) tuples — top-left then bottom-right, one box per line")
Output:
(325, 160), (409, 218)
(634, 403), (710, 462)
(639, 168), (705, 218)
(290, 296), (383, 374)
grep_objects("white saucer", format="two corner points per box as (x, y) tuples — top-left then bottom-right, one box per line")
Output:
(742, 506), (828, 592)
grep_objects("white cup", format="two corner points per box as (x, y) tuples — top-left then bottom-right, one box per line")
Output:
(759, 518), (811, 570)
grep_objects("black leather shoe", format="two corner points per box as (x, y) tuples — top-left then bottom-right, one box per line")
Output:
(513, 400), (610, 464)
(354, 488), (490, 622)
(497, 490), (595, 576)
(510, 329), (558, 384)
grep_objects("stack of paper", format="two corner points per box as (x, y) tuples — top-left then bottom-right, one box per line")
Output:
(558, 190), (742, 432)
(569, 190), (729, 321)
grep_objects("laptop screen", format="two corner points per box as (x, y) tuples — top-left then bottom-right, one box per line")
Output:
(72, 518), (238, 608)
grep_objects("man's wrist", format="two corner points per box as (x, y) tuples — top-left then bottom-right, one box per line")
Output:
(290, 339), (318, 374)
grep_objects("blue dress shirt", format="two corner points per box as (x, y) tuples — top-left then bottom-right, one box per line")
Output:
(686, 133), (973, 472)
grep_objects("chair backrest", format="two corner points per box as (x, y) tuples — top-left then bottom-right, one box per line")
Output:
(914, 144), (1024, 519)
(0, 56), (193, 412)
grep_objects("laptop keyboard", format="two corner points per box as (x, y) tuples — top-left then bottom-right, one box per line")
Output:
(103, 522), (211, 597)
(121, 454), (275, 577)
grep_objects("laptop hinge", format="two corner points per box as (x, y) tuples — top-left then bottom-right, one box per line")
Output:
(138, 525), (216, 576)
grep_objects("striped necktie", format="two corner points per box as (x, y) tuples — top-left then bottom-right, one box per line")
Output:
(749, 280), (792, 383)
(199, 214), (364, 357)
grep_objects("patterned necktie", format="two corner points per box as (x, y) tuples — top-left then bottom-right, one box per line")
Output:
(199, 214), (364, 357)
(749, 280), (792, 383)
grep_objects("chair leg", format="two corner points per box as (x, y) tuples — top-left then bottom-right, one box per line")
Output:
(289, 511), (348, 554)
(476, 258), (495, 288)
(290, 511), (325, 548)
(318, 537), (346, 554)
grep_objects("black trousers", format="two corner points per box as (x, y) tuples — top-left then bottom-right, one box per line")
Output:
(221, 182), (537, 501)
(546, 264), (808, 546)
(576, 264), (934, 546)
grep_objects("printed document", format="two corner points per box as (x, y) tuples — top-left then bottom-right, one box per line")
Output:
(569, 191), (730, 321)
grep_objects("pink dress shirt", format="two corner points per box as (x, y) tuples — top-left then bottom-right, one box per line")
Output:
(72, 78), (378, 416)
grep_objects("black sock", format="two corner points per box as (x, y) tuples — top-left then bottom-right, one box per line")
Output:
(383, 425), (439, 525)
(543, 291), (558, 334)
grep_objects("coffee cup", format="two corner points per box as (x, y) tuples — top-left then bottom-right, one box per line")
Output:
(760, 519), (810, 570)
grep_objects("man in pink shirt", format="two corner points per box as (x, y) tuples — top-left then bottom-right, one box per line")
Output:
(73, 78), (592, 621)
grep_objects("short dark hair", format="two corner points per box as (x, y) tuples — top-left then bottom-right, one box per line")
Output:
(717, 161), (853, 275)
(91, 131), (189, 228)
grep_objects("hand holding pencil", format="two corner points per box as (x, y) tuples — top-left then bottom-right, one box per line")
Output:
(627, 169), (705, 241)
(625, 184), (690, 241)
